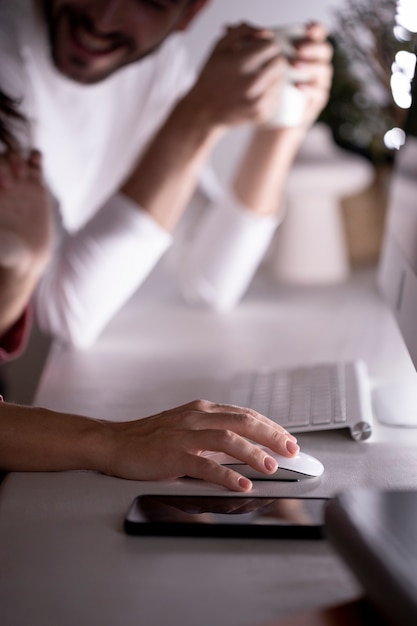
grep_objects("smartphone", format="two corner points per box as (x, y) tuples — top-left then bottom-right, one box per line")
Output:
(124, 494), (329, 539)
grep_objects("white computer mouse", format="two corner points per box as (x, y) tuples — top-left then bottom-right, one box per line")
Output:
(221, 447), (324, 481)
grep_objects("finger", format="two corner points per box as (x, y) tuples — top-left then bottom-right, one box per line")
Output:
(27, 150), (44, 182)
(182, 452), (253, 493)
(154, 400), (299, 455)
(192, 428), (299, 479)
(0, 154), (21, 187)
(222, 23), (271, 46)
(305, 22), (328, 42)
(192, 401), (298, 442)
(0, 157), (16, 189)
(28, 149), (43, 169)
(293, 61), (333, 89)
(244, 56), (286, 100)
(295, 40), (333, 64)
(7, 150), (28, 180)
(296, 66), (333, 97)
(241, 46), (283, 77)
(220, 25), (279, 65)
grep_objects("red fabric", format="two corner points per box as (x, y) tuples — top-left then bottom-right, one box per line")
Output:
(0, 307), (32, 363)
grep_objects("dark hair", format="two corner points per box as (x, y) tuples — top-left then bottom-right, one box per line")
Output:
(0, 90), (24, 150)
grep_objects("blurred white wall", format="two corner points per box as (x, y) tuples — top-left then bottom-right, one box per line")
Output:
(183, 0), (344, 183)
(185, 0), (342, 66)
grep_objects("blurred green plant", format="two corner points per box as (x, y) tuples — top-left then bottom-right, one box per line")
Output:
(319, 0), (416, 163)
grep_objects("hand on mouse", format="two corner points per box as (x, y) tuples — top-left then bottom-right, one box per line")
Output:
(0, 399), (299, 492)
(101, 400), (300, 491)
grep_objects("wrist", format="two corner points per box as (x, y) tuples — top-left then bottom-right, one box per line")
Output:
(173, 90), (226, 146)
(254, 124), (308, 153)
(79, 419), (117, 474)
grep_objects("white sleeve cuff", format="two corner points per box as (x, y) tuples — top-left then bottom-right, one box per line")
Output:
(112, 192), (173, 247)
(179, 191), (280, 311)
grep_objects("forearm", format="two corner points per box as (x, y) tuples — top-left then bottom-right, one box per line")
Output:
(233, 126), (307, 217)
(178, 128), (307, 311)
(35, 99), (221, 347)
(121, 95), (224, 232)
(123, 20), (289, 233)
(0, 402), (109, 473)
(0, 398), (300, 493)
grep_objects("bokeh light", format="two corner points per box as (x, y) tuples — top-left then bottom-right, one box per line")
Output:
(387, 0), (417, 139)
(384, 126), (407, 149)
(396, 0), (417, 33)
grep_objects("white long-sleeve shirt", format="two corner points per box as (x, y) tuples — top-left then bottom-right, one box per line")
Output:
(0, 0), (279, 348)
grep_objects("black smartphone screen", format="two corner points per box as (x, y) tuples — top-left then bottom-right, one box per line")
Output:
(124, 495), (329, 539)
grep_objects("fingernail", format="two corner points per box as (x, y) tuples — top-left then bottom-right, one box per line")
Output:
(286, 440), (300, 454)
(264, 456), (278, 472)
(238, 476), (252, 490)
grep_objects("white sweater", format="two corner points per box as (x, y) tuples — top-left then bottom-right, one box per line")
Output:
(0, 0), (279, 348)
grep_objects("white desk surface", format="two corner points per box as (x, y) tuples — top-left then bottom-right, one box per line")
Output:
(1, 265), (417, 626)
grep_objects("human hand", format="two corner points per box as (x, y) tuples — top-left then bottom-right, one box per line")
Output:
(184, 23), (287, 129)
(0, 149), (53, 275)
(284, 22), (333, 129)
(100, 400), (299, 492)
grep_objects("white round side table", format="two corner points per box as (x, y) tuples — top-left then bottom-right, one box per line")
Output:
(269, 123), (375, 284)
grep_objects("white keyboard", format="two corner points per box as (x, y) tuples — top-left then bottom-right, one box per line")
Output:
(227, 360), (373, 441)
